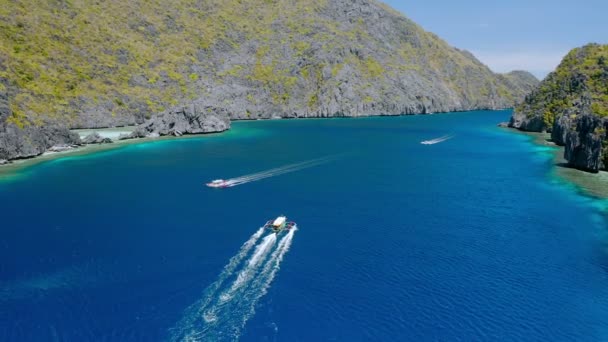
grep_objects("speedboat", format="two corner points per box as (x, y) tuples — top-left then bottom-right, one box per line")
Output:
(206, 179), (230, 188)
(421, 134), (453, 145)
(264, 215), (296, 234)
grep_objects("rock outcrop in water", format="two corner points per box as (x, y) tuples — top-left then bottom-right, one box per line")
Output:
(561, 114), (608, 172)
(130, 103), (230, 138)
(0, 0), (539, 161)
(82, 132), (113, 145)
(509, 43), (608, 172)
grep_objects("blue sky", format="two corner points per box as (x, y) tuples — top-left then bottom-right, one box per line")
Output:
(383, 0), (607, 79)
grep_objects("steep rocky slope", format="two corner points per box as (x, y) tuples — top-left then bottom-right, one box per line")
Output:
(0, 0), (537, 161)
(499, 71), (541, 102)
(509, 43), (608, 172)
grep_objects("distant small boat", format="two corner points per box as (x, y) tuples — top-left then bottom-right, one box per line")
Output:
(263, 215), (296, 234)
(206, 179), (230, 188)
(421, 134), (454, 145)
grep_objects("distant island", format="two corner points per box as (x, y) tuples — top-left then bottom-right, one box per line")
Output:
(0, 0), (538, 163)
(509, 43), (608, 173)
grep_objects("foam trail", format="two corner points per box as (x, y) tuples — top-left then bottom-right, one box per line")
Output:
(170, 228), (296, 342)
(198, 228), (266, 305)
(228, 161), (319, 184)
(421, 134), (455, 145)
(167, 227), (265, 336)
(232, 162), (309, 181)
(226, 227), (297, 339)
(219, 233), (276, 301)
(195, 229), (295, 341)
(422, 135), (448, 144)
(222, 156), (334, 187)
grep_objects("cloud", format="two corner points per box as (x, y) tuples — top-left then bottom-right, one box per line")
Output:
(472, 49), (570, 79)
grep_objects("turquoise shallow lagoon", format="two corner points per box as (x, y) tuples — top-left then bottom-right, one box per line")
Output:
(1, 110), (608, 341)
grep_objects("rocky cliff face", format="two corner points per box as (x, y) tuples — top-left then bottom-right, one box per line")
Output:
(509, 44), (608, 172)
(0, 0), (538, 161)
(0, 124), (81, 161)
(130, 103), (230, 138)
(194, 0), (539, 120)
(509, 44), (607, 132)
(0, 78), (81, 161)
(498, 70), (541, 102)
(509, 111), (546, 132)
(554, 114), (608, 172)
(551, 115), (572, 146)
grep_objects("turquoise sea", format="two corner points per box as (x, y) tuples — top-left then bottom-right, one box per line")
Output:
(1, 110), (608, 341)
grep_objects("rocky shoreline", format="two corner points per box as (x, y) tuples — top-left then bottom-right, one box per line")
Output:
(507, 44), (608, 173)
(510, 112), (608, 173)
(0, 102), (231, 165)
(0, 0), (540, 165)
(0, 108), (502, 176)
(7, 110), (608, 201)
(502, 126), (608, 199)
(2, 104), (514, 167)
(0, 126), (232, 180)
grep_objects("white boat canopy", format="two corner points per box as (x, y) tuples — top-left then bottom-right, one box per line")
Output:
(273, 216), (286, 227)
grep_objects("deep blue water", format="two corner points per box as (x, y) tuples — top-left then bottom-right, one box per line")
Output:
(2, 110), (608, 341)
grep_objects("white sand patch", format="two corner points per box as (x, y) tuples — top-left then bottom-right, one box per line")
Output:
(73, 126), (136, 140)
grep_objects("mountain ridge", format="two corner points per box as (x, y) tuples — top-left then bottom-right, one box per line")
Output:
(0, 0), (538, 161)
(509, 43), (608, 172)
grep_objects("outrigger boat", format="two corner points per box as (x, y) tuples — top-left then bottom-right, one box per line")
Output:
(206, 179), (230, 188)
(264, 216), (296, 234)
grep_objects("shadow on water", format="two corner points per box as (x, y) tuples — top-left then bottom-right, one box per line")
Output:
(593, 229), (608, 275)
(511, 129), (608, 200)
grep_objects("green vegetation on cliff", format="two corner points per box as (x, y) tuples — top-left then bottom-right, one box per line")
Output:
(513, 43), (608, 129)
(509, 43), (608, 172)
(0, 0), (538, 133)
(0, 0), (228, 127)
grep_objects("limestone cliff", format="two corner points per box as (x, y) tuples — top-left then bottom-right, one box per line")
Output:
(509, 43), (608, 172)
(0, 0), (538, 160)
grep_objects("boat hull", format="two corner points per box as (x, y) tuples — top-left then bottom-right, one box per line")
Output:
(263, 220), (296, 234)
(206, 181), (230, 188)
(206, 184), (228, 188)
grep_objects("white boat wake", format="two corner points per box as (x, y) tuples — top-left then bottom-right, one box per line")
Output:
(216, 157), (334, 188)
(421, 134), (455, 145)
(168, 227), (297, 341)
(220, 234), (277, 302)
